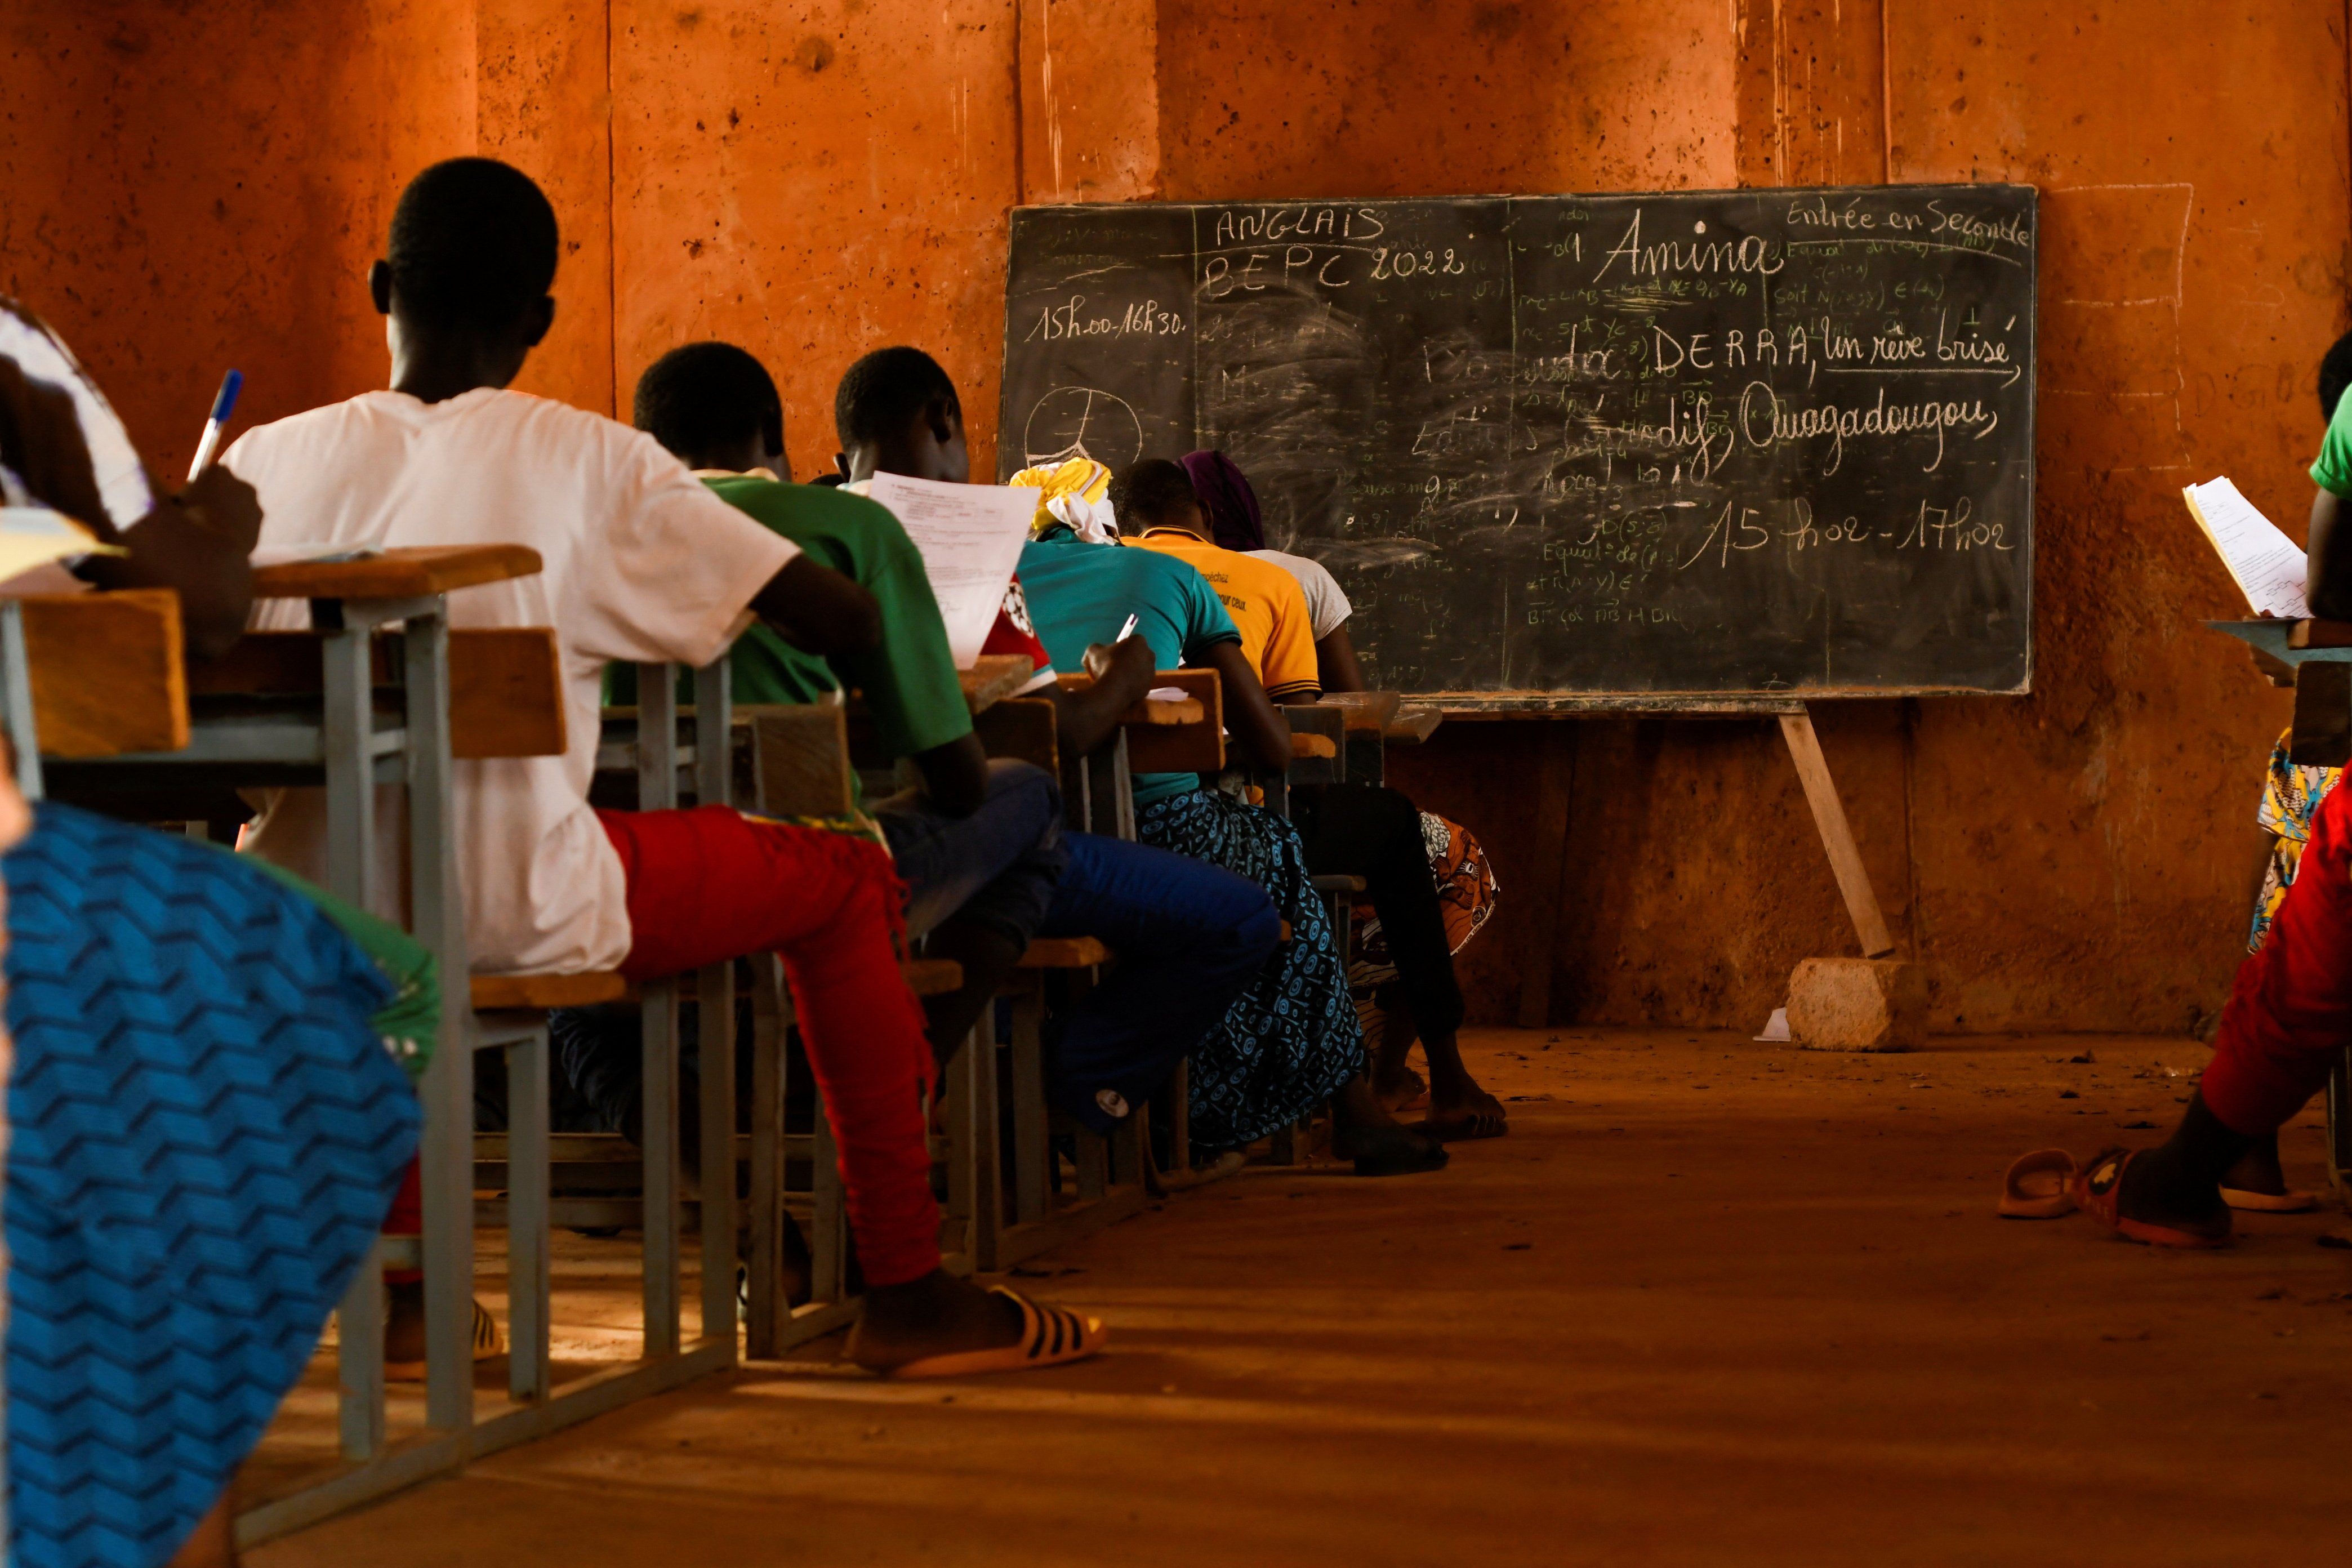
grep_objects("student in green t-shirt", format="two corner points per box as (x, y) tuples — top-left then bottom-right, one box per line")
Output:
(2304, 333), (2352, 620)
(617, 342), (1067, 1068)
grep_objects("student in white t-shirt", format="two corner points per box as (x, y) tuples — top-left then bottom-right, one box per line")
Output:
(226, 158), (1102, 1379)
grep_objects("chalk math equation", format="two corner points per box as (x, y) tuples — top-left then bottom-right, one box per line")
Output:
(999, 186), (2037, 702)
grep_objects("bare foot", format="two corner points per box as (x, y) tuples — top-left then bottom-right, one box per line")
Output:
(1374, 1063), (1428, 1112)
(2220, 1133), (2288, 1196)
(1370, 1006), (1428, 1110)
(1329, 1077), (1447, 1174)
(1418, 1033), (1508, 1140)
(845, 1268), (1027, 1373)
(2111, 1147), (2232, 1241)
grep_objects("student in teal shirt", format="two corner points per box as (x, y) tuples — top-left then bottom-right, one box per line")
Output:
(1017, 523), (1245, 804)
(1014, 514), (1444, 1173)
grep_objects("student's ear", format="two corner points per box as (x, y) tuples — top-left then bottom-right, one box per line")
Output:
(522, 296), (556, 349)
(924, 397), (957, 447)
(368, 260), (394, 317)
(761, 408), (786, 464)
(833, 451), (851, 478)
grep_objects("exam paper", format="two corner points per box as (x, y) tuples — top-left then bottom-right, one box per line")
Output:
(0, 507), (109, 586)
(2183, 477), (2309, 618)
(863, 473), (1037, 668)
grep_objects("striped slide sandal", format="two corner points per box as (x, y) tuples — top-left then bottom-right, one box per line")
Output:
(888, 1288), (1107, 1379)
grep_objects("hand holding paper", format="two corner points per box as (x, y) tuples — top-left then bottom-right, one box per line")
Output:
(863, 472), (1037, 667)
(0, 507), (116, 586)
(2183, 477), (2309, 618)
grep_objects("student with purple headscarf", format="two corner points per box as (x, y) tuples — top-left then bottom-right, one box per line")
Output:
(1180, 449), (1366, 692)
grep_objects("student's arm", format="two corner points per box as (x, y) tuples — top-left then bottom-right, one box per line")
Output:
(1313, 624), (1366, 693)
(912, 732), (990, 818)
(0, 318), (259, 658)
(1040, 635), (1154, 759)
(2310, 488), (2352, 621)
(1202, 640), (1291, 772)
(750, 554), (882, 655)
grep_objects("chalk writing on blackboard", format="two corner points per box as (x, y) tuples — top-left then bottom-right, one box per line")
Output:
(999, 185), (2038, 703)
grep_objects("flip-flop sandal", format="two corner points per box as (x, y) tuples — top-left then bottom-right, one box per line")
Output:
(887, 1288), (1107, 1379)
(1999, 1148), (2079, 1218)
(2222, 1186), (2322, 1214)
(386, 1299), (505, 1381)
(1341, 1125), (1450, 1176)
(2073, 1147), (2231, 1249)
(1417, 1110), (1508, 1143)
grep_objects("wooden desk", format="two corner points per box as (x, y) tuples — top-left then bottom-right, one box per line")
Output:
(1384, 703), (1444, 743)
(960, 654), (1035, 714)
(29, 543), (545, 1458)
(1316, 690), (1401, 733)
(252, 544), (542, 601)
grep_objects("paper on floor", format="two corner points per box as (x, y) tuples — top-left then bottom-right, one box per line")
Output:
(1753, 1006), (1790, 1043)
(2182, 477), (2309, 618)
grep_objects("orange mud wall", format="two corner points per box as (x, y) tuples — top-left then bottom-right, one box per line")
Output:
(2, 1), (2343, 1033)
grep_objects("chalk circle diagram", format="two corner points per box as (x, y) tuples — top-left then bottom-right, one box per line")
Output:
(1023, 386), (1145, 473)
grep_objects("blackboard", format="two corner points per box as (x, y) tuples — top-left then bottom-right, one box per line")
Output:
(997, 185), (2037, 706)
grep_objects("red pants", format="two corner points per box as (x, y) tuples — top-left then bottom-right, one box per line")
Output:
(2206, 778), (2352, 1135)
(390, 805), (941, 1289)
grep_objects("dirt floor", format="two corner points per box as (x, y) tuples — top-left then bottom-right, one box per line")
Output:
(253, 1027), (2352, 1567)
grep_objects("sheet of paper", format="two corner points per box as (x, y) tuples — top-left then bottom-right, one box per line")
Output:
(1752, 1006), (1790, 1044)
(863, 473), (1037, 667)
(0, 507), (110, 585)
(1147, 685), (1189, 702)
(2183, 477), (2309, 617)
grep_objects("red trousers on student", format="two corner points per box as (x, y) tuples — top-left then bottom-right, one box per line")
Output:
(388, 805), (941, 1289)
(2204, 778), (2352, 1136)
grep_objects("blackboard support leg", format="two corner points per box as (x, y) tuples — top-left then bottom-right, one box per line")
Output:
(1779, 708), (1897, 959)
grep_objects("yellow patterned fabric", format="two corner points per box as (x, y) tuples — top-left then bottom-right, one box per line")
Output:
(1009, 457), (1116, 541)
(2251, 727), (2343, 952)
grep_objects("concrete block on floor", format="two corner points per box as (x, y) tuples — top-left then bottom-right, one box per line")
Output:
(1786, 957), (1926, 1052)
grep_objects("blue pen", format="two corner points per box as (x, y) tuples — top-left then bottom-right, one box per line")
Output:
(185, 369), (243, 481)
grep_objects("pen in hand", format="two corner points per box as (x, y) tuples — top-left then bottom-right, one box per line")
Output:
(1117, 614), (1138, 642)
(186, 369), (243, 482)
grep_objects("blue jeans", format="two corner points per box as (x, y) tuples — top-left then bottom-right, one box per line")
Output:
(1039, 831), (1282, 1133)
(870, 759), (1065, 945)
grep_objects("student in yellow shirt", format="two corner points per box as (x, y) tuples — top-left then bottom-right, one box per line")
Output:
(1111, 460), (1508, 1141)
(1123, 470), (1323, 703)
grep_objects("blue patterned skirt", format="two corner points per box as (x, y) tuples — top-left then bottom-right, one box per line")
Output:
(4, 804), (418, 1568)
(1135, 789), (1363, 1148)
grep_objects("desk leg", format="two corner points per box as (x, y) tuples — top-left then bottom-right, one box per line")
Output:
(0, 600), (43, 799)
(636, 665), (681, 1355)
(322, 607), (394, 1444)
(402, 608), (476, 1432)
(745, 953), (787, 1357)
(692, 663), (737, 1357)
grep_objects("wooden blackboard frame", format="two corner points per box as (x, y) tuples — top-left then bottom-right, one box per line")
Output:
(1000, 185), (2038, 711)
